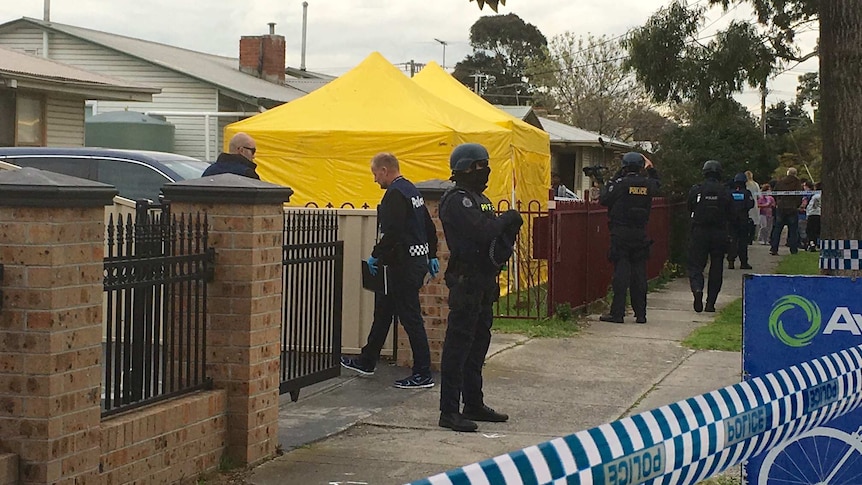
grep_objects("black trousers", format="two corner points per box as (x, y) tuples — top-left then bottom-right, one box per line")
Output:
(688, 226), (727, 304)
(726, 220), (751, 264)
(359, 257), (431, 377)
(607, 228), (651, 320)
(439, 273), (498, 414)
(807, 215), (821, 248)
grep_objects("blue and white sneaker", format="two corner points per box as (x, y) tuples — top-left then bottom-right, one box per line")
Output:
(393, 373), (435, 389)
(340, 356), (375, 376)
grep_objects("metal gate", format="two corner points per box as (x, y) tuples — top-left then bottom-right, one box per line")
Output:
(103, 200), (214, 416)
(280, 209), (344, 401)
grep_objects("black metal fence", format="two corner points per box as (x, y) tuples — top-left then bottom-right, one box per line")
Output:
(102, 200), (214, 416)
(280, 210), (344, 401)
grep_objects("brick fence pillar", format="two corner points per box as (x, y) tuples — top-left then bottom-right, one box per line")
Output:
(0, 168), (116, 484)
(162, 174), (293, 466)
(397, 180), (452, 371)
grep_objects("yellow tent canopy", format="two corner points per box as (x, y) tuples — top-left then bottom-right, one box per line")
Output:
(413, 62), (551, 209)
(224, 52), (513, 207)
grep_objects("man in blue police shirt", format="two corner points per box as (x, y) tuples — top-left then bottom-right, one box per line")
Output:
(437, 143), (523, 432)
(341, 152), (439, 389)
(598, 152), (660, 324)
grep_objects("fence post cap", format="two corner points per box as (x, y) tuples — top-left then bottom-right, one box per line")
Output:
(162, 174), (294, 205)
(416, 179), (454, 201)
(0, 167), (118, 207)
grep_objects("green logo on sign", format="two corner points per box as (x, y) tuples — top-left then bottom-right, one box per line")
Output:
(768, 295), (822, 347)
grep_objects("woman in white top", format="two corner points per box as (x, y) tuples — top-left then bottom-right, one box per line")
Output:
(806, 182), (822, 251)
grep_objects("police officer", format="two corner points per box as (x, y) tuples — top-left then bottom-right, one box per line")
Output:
(598, 152), (660, 324)
(688, 160), (734, 313)
(726, 172), (755, 270)
(341, 152), (439, 389)
(438, 143), (522, 433)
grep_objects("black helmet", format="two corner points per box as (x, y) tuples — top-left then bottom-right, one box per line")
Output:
(702, 160), (722, 177)
(621, 152), (645, 170)
(733, 172), (747, 184)
(450, 143), (489, 172)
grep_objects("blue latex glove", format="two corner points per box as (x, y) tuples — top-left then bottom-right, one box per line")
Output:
(366, 256), (378, 276)
(428, 258), (440, 278)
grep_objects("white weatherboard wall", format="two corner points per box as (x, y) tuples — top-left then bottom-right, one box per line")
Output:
(0, 27), (217, 159)
(46, 95), (85, 146)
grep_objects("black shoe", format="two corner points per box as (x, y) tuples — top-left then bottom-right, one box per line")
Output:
(769, 251), (778, 256)
(439, 412), (478, 432)
(462, 404), (509, 422)
(599, 314), (624, 323)
(340, 356), (375, 376)
(740, 263), (753, 270)
(693, 291), (704, 313)
(728, 261), (735, 269)
(705, 304), (716, 312)
(635, 316), (647, 324)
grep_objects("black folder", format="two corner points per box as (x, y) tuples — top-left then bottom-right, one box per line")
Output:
(361, 260), (389, 295)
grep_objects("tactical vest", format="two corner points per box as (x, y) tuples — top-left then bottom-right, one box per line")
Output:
(691, 180), (726, 226)
(730, 188), (749, 225)
(608, 174), (653, 227)
(439, 186), (501, 274)
(383, 177), (429, 258)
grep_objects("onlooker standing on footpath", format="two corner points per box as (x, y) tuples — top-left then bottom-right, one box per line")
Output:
(598, 152), (661, 324)
(745, 171), (761, 243)
(770, 167), (803, 255)
(688, 160), (734, 313)
(806, 182), (822, 251)
(726, 173), (755, 270)
(202, 132), (261, 179)
(341, 152), (439, 389)
(757, 184), (776, 245)
(437, 143), (522, 433)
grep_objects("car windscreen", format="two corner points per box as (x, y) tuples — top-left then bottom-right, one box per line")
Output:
(159, 160), (211, 180)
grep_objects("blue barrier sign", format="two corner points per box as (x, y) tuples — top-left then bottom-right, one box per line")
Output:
(743, 275), (862, 484)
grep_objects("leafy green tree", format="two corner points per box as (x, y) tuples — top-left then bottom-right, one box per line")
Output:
(452, 13), (547, 105)
(625, 0), (816, 106)
(655, 99), (773, 197)
(766, 101), (812, 136)
(470, 0), (504, 12)
(529, 33), (661, 140)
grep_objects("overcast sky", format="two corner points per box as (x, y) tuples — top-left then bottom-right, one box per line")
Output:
(2, 0), (818, 115)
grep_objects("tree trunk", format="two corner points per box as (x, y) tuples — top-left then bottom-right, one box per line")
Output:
(820, 1), (862, 276)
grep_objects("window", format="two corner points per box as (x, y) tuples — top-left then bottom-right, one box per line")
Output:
(4, 156), (94, 179)
(16, 94), (45, 146)
(94, 158), (172, 201)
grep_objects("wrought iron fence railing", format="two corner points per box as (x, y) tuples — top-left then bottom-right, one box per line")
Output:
(102, 200), (213, 417)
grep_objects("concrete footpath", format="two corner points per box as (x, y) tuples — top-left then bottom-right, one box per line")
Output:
(241, 244), (780, 485)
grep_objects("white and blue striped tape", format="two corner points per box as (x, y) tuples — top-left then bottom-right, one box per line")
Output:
(820, 240), (862, 271)
(409, 344), (862, 485)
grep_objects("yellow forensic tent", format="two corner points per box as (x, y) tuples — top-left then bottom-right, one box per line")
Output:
(413, 61), (551, 209)
(224, 52), (513, 207)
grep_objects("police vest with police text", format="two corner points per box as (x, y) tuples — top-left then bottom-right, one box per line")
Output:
(691, 179), (728, 226)
(608, 174), (654, 227)
(384, 177), (430, 258)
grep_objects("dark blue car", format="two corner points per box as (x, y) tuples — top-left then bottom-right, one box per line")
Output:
(0, 147), (211, 201)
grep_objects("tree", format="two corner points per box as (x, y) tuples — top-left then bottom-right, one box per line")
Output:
(655, 99), (773, 197)
(625, 1), (816, 106)
(529, 33), (661, 140)
(452, 14), (547, 105)
(820, 2), (862, 273)
(470, 0), (505, 12)
(766, 101), (811, 136)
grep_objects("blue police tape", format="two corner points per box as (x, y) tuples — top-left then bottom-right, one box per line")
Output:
(410, 344), (862, 485)
(820, 240), (862, 271)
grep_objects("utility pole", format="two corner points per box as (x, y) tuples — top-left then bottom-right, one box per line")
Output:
(470, 72), (488, 94)
(409, 60), (416, 77)
(433, 38), (448, 69)
(760, 78), (768, 138)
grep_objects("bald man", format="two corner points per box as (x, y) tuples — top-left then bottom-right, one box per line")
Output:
(202, 132), (260, 179)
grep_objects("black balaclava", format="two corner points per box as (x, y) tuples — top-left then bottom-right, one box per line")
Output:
(452, 167), (491, 193)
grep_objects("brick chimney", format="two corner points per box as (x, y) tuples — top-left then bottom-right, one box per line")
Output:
(239, 22), (286, 84)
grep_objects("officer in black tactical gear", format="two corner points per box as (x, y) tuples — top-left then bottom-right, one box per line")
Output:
(726, 172), (755, 270)
(438, 143), (523, 433)
(598, 152), (660, 324)
(688, 160), (734, 313)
